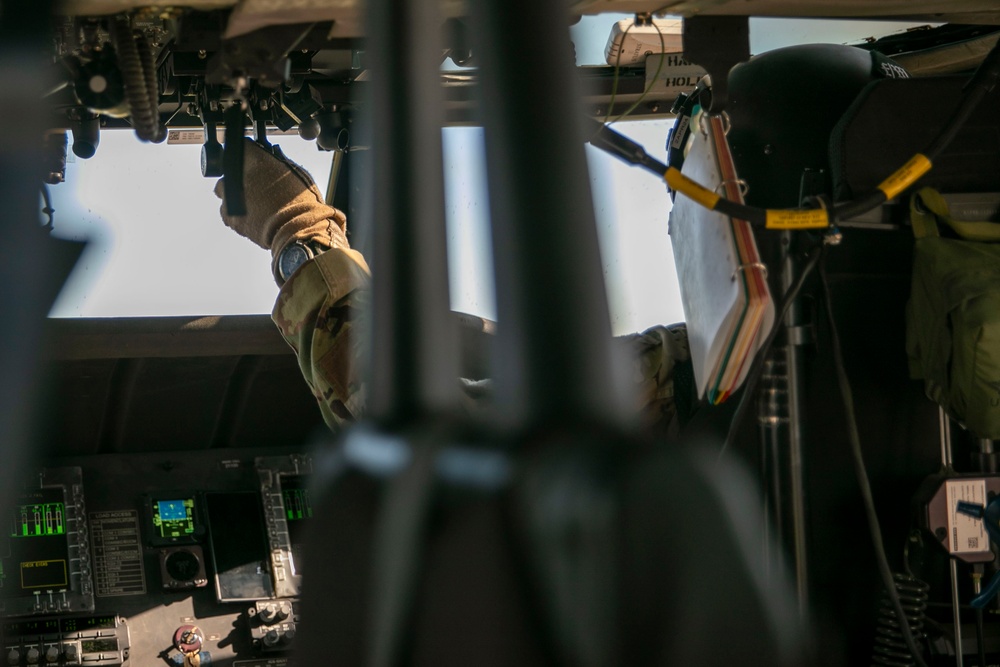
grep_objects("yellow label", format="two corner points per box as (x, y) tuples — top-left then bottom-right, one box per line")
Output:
(877, 153), (932, 200)
(664, 167), (721, 210)
(765, 209), (829, 230)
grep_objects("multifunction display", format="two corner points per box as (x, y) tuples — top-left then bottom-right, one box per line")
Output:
(0, 467), (94, 615)
(153, 498), (196, 540)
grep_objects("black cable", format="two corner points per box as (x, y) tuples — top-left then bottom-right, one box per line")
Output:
(588, 36), (1000, 231)
(928, 40), (1000, 161)
(719, 242), (823, 458)
(818, 256), (928, 667)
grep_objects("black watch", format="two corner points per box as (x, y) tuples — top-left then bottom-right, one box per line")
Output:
(277, 241), (326, 284)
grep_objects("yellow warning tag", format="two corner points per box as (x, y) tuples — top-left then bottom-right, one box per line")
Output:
(765, 209), (829, 230)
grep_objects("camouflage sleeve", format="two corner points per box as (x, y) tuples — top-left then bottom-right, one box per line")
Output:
(618, 323), (693, 431)
(274, 247), (690, 434)
(452, 323), (693, 431)
(271, 247), (371, 432)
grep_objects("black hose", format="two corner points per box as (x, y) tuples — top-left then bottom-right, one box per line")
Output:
(134, 32), (166, 143)
(110, 14), (156, 142)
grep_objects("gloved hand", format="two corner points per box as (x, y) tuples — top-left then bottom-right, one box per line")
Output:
(214, 138), (349, 277)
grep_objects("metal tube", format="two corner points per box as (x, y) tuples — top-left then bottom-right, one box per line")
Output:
(940, 406), (953, 469)
(980, 438), (995, 472)
(781, 231), (809, 615)
(365, 0), (458, 424)
(758, 353), (787, 582)
(470, 0), (632, 431)
(325, 149), (345, 207)
(951, 558), (965, 667)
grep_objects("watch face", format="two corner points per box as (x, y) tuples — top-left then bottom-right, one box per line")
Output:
(279, 244), (311, 282)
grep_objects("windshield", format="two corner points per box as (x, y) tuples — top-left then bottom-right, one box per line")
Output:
(46, 15), (927, 334)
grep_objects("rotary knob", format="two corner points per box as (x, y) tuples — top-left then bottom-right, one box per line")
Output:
(262, 630), (280, 649)
(258, 603), (277, 625)
(25, 647), (39, 665)
(44, 647), (59, 664)
(6, 648), (20, 666)
(258, 602), (288, 625)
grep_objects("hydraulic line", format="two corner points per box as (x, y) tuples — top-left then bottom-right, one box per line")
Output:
(588, 36), (1000, 230)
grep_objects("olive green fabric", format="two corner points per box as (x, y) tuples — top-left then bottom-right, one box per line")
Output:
(906, 187), (1000, 438)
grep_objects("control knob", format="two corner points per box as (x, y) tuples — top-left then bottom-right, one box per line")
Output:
(6, 648), (19, 666)
(25, 647), (39, 665)
(262, 630), (280, 649)
(64, 644), (79, 664)
(44, 647), (59, 664)
(258, 602), (289, 625)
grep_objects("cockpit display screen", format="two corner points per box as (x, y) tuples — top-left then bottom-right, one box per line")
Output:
(281, 475), (311, 576)
(152, 498), (196, 540)
(281, 476), (312, 523)
(1, 488), (71, 597)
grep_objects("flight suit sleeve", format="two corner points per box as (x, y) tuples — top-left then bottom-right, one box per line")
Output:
(274, 248), (690, 434)
(271, 247), (372, 432)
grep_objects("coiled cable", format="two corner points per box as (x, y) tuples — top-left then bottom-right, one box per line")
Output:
(872, 573), (930, 667)
(110, 14), (162, 143)
(134, 31), (166, 143)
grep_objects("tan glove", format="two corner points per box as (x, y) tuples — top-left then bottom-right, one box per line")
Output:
(214, 138), (349, 278)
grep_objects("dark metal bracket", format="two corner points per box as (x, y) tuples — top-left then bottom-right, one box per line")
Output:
(682, 16), (750, 114)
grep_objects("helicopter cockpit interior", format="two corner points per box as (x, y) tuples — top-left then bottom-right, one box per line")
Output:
(2, 0), (1000, 665)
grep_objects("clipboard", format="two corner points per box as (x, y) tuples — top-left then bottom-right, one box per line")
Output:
(668, 109), (774, 403)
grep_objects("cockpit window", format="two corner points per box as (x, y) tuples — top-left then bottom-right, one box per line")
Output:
(47, 15), (927, 329)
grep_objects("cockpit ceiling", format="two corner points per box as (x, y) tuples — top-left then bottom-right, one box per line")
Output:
(59, 0), (1000, 39)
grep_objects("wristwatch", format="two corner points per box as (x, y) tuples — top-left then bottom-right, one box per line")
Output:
(276, 240), (326, 284)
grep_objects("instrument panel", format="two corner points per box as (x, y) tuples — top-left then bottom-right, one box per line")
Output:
(1, 448), (315, 666)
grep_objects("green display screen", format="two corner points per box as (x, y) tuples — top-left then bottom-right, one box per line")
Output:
(10, 502), (65, 538)
(152, 498), (195, 539)
(81, 638), (118, 654)
(282, 478), (312, 522)
(60, 616), (116, 633)
(2, 488), (71, 598)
